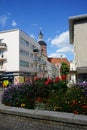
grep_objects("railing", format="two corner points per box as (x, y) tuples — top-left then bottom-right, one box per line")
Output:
(0, 55), (7, 62)
(0, 43), (7, 50)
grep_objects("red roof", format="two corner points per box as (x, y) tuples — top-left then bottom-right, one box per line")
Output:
(48, 57), (70, 67)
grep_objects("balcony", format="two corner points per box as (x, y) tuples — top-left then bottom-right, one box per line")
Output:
(0, 43), (7, 50)
(40, 61), (46, 66)
(33, 48), (39, 55)
(33, 58), (39, 64)
(0, 54), (7, 62)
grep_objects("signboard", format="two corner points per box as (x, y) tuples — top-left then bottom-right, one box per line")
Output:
(2, 80), (9, 87)
(14, 76), (24, 85)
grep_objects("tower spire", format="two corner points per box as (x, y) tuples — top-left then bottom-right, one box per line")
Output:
(38, 31), (43, 41)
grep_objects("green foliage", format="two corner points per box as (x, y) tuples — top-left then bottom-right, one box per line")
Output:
(64, 86), (87, 114)
(60, 62), (69, 75)
(53, 80), (67, 93)
(34, 78), (50, 98)
(46, 85), (87, 115)
(2, 77), (87, 115)
(2, 82), (35, 109)
(45, 77), (68, 111)
(46, 90), (65, 111)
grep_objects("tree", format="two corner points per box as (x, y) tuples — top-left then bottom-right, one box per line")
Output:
(60, 62), (69, 76)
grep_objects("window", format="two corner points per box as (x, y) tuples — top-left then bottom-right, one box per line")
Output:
(30, 43), (33, 49)
(20, 49), (29, 57)
(30, 53), (33, 58)
(30, 63), (33, 68)
(20, 37), (29, 47)
(20, 60), (29, 67)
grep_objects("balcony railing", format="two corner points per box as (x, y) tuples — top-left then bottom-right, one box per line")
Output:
(0, 43), (7, 50)
(33, 48), (39, 55)
(0, 55), (7, 62)
(40, 61), (46, 66)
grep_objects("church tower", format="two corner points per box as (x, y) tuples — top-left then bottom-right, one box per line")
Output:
(38, 31), (47, 57)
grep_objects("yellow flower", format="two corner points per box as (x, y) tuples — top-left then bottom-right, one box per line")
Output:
(54, 106), (62, 111)
(20, 103), (25, 108)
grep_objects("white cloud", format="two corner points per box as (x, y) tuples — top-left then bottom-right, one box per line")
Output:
(48, 52), (66, 58)
(12, 20), (17, 27)
(48, 30), (74, 60)
(56, 46), (73, 53)
(48, 53), (59, 57)
(30, 34), (35, 39)
(51, 30), (69, 47)
(0, 15), (8, 26)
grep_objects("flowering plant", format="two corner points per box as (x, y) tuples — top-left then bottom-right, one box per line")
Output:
(2, 76), (87, 115)
(2, 82), (35, 109)
(34, 78), (50, 98)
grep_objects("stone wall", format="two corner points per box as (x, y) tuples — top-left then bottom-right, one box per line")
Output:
(0, 103), (87, 130)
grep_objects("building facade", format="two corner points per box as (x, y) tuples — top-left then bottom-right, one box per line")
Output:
(0, 29), (58, 86)
(69, 14), (87, 82)
(48, 57), (70, 78)
(69, 60), (76, 84)
(0, 29), (41, 85)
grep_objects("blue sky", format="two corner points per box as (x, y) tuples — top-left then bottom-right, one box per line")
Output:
(0, 0), (87, 61)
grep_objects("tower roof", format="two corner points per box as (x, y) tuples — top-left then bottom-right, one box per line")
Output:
(38, 31), (43, 40)
(38, 40), (47, 46)
(38, 31), (47, 46)
(39, 31), (43, 36)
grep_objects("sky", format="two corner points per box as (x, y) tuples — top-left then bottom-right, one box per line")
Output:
(0, 0), (87, 61)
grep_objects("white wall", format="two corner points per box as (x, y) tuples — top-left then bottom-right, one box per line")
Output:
(74, 22), (87, 67)
(0, 29), (19, 72)
(19, 30), (41, 72)
(0, 29), (49, 75)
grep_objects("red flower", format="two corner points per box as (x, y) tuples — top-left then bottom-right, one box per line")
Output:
(82, 105), (87, 109)
(34, 77), (40, 81)
(45, 81), (49, 85)
(54, 77), (60, 82)
(45, 78), (52, 85)
(74, 111), (78, 114)
(61, 75), (67, 80)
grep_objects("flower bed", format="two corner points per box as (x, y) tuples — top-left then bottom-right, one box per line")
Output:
(2, 82), (35, 109)
(1, 76), (87, 115)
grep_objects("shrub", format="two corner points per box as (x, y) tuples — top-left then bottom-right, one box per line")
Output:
(46, 81), (87, 115)
(2, 82), (35, 109)
(64, 86), (87, 114)
(45, 76), (68, 111)
(2, 77), (87, 115)
(77, 82), (87, 96)
(34, 78), (51, 98)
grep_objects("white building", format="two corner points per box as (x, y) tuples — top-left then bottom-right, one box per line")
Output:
(69, 60), (76, 84)
(0, 29), (41, 84)
(0, 29), (60, 87)
(0, 29), (58, 86)
(69, 14), (87, 82)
